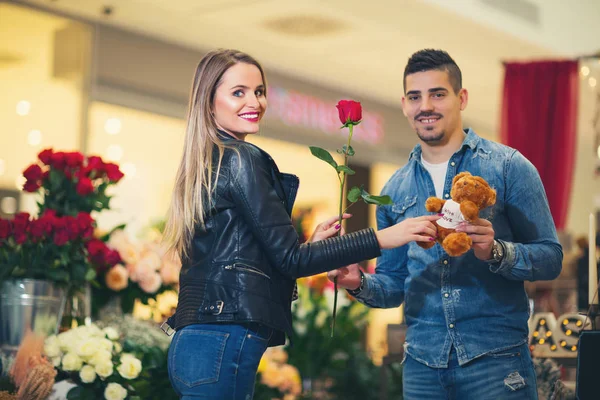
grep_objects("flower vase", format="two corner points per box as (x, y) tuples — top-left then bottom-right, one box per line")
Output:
(0, 279), (66, 354)
(60, 284), (91, 330)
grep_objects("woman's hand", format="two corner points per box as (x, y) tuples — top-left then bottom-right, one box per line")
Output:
(308, 213), (351, 243)
(376, 215), (440, 249)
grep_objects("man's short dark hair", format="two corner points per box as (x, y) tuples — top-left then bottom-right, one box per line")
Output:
(403, 49), (462, 94)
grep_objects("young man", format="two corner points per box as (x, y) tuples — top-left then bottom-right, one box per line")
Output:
(329, 49), (562, 399)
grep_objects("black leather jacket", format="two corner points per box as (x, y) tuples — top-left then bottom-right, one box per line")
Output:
(168, 135), (381, 346)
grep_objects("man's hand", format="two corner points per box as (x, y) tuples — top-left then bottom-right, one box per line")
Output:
(327, 263), (362, 290)
(456, 218), (495, 261)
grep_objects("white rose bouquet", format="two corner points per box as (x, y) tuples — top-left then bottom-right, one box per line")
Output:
(44, 324), (143, 400)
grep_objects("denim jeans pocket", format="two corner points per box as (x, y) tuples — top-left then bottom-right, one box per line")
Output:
(171, 329), (229, 388)
(244, 323), (274, 344)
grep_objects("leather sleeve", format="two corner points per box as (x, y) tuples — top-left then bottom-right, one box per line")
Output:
(229, 145), (381, 279)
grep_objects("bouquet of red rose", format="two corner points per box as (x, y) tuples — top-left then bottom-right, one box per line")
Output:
(22, 148), (124, 217)
(0, 211), (98, 287)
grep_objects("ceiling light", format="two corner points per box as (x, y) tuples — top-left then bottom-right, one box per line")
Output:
(590, 77), (597, 88)
(16, 100), (30, 116)
(104, 118), (122, 135)
(28, 129), (42, 146)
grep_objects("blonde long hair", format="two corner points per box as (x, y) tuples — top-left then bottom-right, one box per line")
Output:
(163, 49), (267, 261)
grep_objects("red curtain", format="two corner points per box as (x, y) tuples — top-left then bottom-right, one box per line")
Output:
(500, 60), (579, 230)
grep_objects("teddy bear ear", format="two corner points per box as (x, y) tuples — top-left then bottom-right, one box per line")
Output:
(485, 188), (497, 207)
(452, 171), (472, 186)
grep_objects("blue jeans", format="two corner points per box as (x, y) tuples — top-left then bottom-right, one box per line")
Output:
(167, 323), (273, 400)
(403, 343), (538, 400)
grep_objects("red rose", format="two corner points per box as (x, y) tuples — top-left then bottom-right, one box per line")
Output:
(65, 152), (84, 168)
(104, 163), (124, 183)
(28, 218), (47, 241)
(336, 100), (362, 126)
(23, 164), (43, 181)
(106, 249), (122, 267)
(86, 239), (106, 257)
(65, 216), (81, 241)
(50, 151), (66, 170)
(14, 232), (28, 244)
(42, 171), (50, 181)
(13, 213), (30, 232)
(76, 177), (94, 196)
(87, 156), (104, 172)
(77, 166), (92, 180)
(53, 229), (70, 246)
(76, 213), (94, 238)
(23, 180), (41, 193)
(0, 219), (11, 239)
(38, 148), (54, 165)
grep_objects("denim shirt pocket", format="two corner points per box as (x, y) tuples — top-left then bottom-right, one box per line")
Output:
(391, 195), (419, 220)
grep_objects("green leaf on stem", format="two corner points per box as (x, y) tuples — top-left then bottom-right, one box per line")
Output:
(336, 165), (355, 175)
(309, 146), (338, 169)
(85, 268), (97, 281)
(360, 188), (393, 206)
(342, 145), (355, 156)
(336, 145), (355, 156)
(347, 186), (361, 203)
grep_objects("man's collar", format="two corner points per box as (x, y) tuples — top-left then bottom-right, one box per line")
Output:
(408, 128), (479, 162)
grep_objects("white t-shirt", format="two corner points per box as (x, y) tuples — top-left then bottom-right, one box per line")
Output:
(421, 157), (448, 199)
(437, 199), (466, 229)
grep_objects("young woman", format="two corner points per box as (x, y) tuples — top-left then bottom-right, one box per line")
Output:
(163, 49), (439, 400)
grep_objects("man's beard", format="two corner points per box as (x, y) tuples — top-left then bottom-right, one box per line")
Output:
(416, 126), (445, 143)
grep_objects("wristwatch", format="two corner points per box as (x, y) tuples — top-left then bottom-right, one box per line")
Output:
(347, 271), (365, 296)
(485, 240), (504, 264)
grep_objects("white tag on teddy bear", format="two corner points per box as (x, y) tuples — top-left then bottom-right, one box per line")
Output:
(437, 199), (466, 229)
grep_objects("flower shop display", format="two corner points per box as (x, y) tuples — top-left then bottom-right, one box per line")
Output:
(255, 347), (302, 400)
(92, 228), (180, 317)
(0, 331), (56, 400)
(44, 323), (147, 400)
(1, 148), (125, 337)
(0, 211), (96, 286)
(22, 148), (123, 217)
(308, 100), (392, 335)
(285, 275), (404, 400)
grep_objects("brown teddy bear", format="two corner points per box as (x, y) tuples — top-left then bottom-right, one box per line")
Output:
(418, 171), (496, 257)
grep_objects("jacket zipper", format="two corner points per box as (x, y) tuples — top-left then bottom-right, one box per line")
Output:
(224, 264), (271, 280)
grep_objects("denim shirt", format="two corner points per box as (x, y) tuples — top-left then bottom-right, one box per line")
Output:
(356, 129), (563, 368)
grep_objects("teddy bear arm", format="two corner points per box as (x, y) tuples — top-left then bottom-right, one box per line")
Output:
(425, 197), (446, 213)
(460, 200), (479, 221)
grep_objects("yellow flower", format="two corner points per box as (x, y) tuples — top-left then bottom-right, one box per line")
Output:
(44, 336), (61, 358)
(102, 327), (120, 340)
(79, 364), (97, 383)
(76, 338), (100, 359)
(117, 356), (142, 380)
(104, 382), (127, 400)
(62, 352), (83, 371)
(88, 349), (112, 366)
(95, 360), (114, 379)
(257, 356), (268, 373)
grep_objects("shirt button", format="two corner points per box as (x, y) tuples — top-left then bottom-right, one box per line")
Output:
(450, 162), (456, 166)
(444, 193), (450, 198)
(444, 293), (449, 298)
(449, 324), (455, 329)
(443, 260), (448, 265)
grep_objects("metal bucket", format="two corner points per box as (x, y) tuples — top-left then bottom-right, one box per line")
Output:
(0, 279), (66, 352)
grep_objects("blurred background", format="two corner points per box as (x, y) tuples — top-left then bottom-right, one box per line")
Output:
(1, 0), (599, 398)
